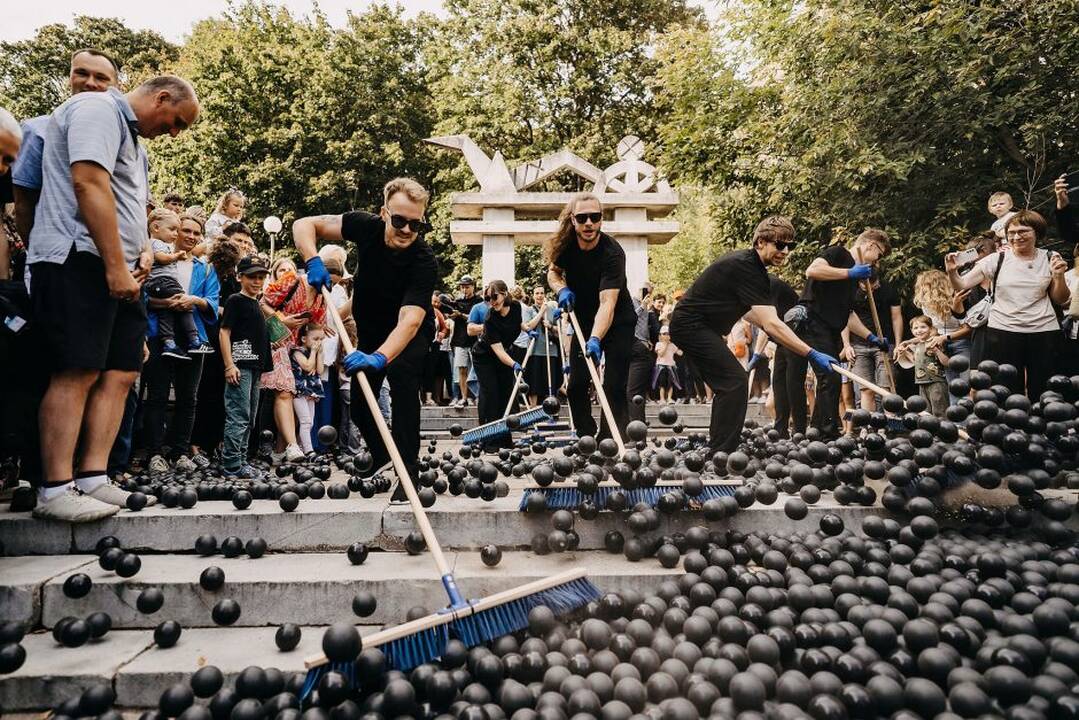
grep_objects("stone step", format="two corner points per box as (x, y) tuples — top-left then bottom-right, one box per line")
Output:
(33, 551), (682, 630)
(417, 403), (767, 430)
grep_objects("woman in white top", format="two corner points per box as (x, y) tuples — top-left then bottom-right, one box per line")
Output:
(947, 209), (1070, 399)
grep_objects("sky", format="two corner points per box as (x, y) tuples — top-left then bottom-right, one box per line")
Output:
(4, 1), (718, 43)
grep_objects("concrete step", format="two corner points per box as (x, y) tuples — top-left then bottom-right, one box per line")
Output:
(418, 403), (768, 430)
(32, 551), (681, 630)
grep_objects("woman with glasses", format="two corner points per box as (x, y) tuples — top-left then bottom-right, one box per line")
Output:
(544, 193), (637, 441)
(471, 281), (531, 443)
(947, 209), (1070, 399)
(670, 216), (839, 452)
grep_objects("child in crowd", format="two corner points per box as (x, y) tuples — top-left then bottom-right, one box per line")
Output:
(652, 326), (681, 403)
(145, 208), (212, 359)
(895, 315), (950, 417)
(219, 255), (273, 479)
(291, 323), (326, 455)
(987, 191), (1016, 242)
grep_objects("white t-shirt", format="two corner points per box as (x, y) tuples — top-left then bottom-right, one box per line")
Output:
(176, 258), (194, 293)
(975, 250), (1059, 333)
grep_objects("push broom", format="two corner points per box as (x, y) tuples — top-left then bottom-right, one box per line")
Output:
(566, 309), (627, 456)
(520, 310), (578, 448)
(460, 336), (551, 445)
(303, 291), (599, 686)
(833, 363), (969, 440)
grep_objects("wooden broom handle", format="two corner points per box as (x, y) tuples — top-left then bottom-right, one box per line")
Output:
(833, 361), (968, 439)
(556, 316), (575, 434)
(862, 279), (897, 392)
(320, 289), (452, 578)
(567, 310), (626, 456)
(501, 336), (536, 418)
(543, 319), (553, 396)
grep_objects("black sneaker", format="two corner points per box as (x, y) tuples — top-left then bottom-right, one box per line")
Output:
(161, 342), (191, 361)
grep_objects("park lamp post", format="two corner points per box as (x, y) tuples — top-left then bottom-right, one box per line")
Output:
(263, 215), (283, 259)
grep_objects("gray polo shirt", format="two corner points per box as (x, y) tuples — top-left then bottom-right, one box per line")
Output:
(27, 87), (149, 266)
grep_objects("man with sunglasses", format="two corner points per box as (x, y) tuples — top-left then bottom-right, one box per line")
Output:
(670, 216), (839, 453)
(293, 177), (438, 499)
(545, 193), (636, 441)
(784, 228), (891, 438)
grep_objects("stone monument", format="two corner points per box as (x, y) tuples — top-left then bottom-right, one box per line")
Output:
(425, 134), (679, 294)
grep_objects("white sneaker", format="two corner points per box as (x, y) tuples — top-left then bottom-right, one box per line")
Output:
(174, 456), (197, 472)
(148, 455), (170, 474)
(84, 482), (158, 508)
(270, 450), (285, 464)
(33, 489), (119, 523)
(284, 444), (305, 462)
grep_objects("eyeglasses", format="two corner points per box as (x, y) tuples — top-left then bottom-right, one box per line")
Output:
(573, 212), (603, 225)
(389, 214), (433, 234)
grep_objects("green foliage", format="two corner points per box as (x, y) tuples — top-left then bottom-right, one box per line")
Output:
(0, 15), (178, 118)
(654, 0), (1079, 296)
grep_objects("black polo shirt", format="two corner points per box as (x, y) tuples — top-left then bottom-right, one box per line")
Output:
(472, 300), (522, 358)
(673, 248), (771, 335)
(852, 278), (899, 345)
(341, 211), (438, 352)
(800, 244), (856, 331)
(555, 232), (636, 335)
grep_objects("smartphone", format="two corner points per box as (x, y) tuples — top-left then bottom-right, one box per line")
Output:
(294, 311), (312, 320)
(954, 248), (980, 267)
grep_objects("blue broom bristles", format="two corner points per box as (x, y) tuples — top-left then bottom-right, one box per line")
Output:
(461, 406), (551, 445)
(518, 484), (738, 511)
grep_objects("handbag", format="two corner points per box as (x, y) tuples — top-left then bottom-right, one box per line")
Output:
(963, 252), (1006, 329)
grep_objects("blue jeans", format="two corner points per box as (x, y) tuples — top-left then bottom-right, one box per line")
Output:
(222, 368), (259, 471)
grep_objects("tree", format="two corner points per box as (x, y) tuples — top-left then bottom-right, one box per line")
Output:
(0, 15), (178, 118)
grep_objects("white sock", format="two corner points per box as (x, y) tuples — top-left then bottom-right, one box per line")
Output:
(39, 482), (74, 502)
(75, 474), (108, 493)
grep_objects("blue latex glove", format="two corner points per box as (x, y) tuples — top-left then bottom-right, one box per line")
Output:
(557, 288), (576, 311)
(847, 264), (873, 280)
(585, 336), (603, 363)
(343, 351), (387, 376)
(305, 256), (332, 292)
(866, 333), (891, 352)
(746, 352), (764, 370)
(512, 362), (523, 374)
(550, 307), (563, 321)
(527, 330), (539, 340)
(807, 349), (838, 374)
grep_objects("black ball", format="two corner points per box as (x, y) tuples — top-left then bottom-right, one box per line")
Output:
(322, 623), (361, 663)
(352, 591), (377, 618)
(154, 621), (182, 648)
(195, 535), (218, 556)
(275, 623), (302, 651)
(232, 490), (252, 511)
(200, 566), (226, 592)
(346, 542), (369, 565)
(480, 545), (502, 567)
(317, 425), (338, 447)
(115, 552), (142, 578)
(220, 536), (244, 558)
(63, 573), (93, 599)
(404, 530), (426, 555)
(60, 619), (91, 648)
(127, 491), (148, 511)
(191, 665), (224, 698)
(0, 643), (26, 674)
(211, 599), (241, 626)
(159, 683), (195, 717)
(138, 587), (165, 614)
(99, 547), (124, 571)
(86, 611), (112, 639)
(278, 492), (299, 512)
(245, 538), (267, 559)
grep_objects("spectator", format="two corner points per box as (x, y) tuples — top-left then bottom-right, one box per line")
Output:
(291, 323), (325, 455)
(143, 211), (220, 472)
(946, 209), (1070, 399)
(220, 255), (272, 478)
(205, 188), (246, 240)
(1054, 174), (1079, 372)
(511, 285), (533, 365)
(449, 275), (481, 407)
(652, 326), (681, 403)
(526, 286), (562, 403)
(190, 239), (242, 458)
(987, 191), (1016, 241)
(913, 269), (968, 399)
(895, 316), (949, 417)
(163, 192), (185, 215)
(260, 257), (326, 462)
(143, 208), (211, 359)
(627, 291), (656, 421)
(222, 221), (255, 255)
(13, 48), (119, 245)
(423, 291), (450, 406)
(28, 75), (199, 522)
(310, 257), (343, 451)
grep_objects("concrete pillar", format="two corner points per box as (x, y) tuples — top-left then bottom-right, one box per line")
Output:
(614, 207), (649, 297)
(481, 207), (515, 288)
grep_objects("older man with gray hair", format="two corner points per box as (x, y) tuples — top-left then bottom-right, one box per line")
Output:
(29, 75), (199, 522)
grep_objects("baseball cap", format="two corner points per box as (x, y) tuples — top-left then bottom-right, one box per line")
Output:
(458, 275), (475, 287)
(237, 254), (270, 276)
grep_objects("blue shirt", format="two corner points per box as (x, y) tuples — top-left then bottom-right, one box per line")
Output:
(11, 115), (48, 190)
(468, 302), (490, 325)
(27, 88), (149, 266)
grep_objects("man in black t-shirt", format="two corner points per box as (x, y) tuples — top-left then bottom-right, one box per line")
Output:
(545, 193), (636, 441)
(785, 228), (891, 438)
(293, 178), (438, 495)
(671, 217), (838, 452)
(448, 275), (481, 408)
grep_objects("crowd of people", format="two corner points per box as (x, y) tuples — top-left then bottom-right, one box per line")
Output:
(1, 48), (1077, 525)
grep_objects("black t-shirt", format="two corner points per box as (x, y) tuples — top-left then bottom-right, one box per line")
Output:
(341, 211), (439, 351)
(554, 233), (635, 334)
(221, 293), (272, 372)
(673, 248), (771, 334)
(765, 275), (799, 342)
(0, 171), (13, 204)
(450, 294), (483, 348)
(852, 278), (899, 345)
(473, 300), (522, 358)
(801, 244), (856, 331)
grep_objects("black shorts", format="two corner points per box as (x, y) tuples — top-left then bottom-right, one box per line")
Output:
(30, 249), (147, 373)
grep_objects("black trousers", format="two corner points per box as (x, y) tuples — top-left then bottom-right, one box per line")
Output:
(191, 326), (225, 453)
(982, 327), (1059, 399)
(142, 348), (204, 457)
(145, 277), (199, 346)
(473, 352), (516, 428)
(786, 317), (842, 437)
(351, 334), (428, 479)
(567, 322), (633, 440)
(670, 313), (748, 452)
(626, 340), (654, 423)
(771, 346), (792, 437)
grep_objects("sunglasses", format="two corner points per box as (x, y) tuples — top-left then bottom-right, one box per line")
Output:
(574, 212), (603, 225)
(767, 239), (797, 251)
(389, 214), (433, 234)
(484, 291), (504, 302)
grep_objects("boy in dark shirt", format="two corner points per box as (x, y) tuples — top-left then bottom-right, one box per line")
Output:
(219, 255), (272, 478)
